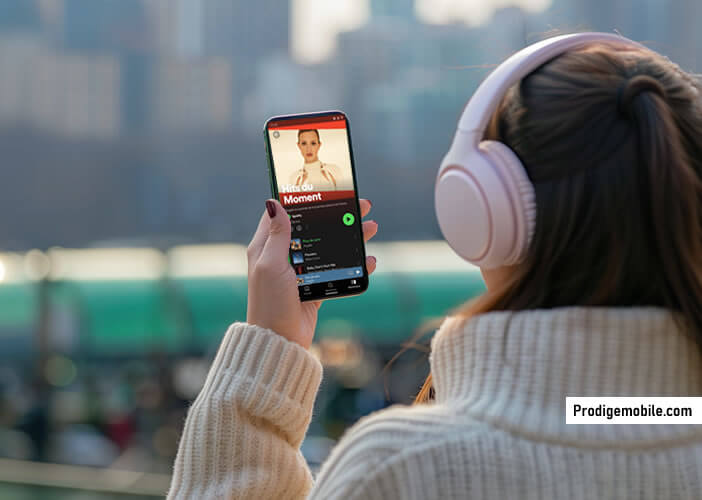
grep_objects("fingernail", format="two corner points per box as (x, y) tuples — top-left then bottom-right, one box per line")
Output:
(369, 256), (377, 265)
(265, 200), (276, 218)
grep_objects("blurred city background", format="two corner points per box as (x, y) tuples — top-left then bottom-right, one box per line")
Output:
(0, 0), (700, 497)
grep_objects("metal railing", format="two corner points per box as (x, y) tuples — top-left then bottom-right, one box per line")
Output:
(0, 458), (170, 498)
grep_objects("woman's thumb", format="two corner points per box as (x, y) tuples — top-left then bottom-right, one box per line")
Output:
(261, 199), (292, 263)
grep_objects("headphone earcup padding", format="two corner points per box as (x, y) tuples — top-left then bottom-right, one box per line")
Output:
(479, 141), (536, 264)
(435, 167), (492, 262)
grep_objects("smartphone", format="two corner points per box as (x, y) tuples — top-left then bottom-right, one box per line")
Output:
(264, 110), (368, 301)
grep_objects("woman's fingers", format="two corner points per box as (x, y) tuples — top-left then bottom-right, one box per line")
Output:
(366, 255), (377, 275)
(359, 198), (372, 218)
(362, 220), (378, 243)
(247, 200), (291, 273)
(246, 208), (273, 269)
(258, 200), (291, 268)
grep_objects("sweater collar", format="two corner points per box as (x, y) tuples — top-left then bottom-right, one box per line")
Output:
(430, 307), (702, 447)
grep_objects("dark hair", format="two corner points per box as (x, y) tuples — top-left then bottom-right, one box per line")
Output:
(297, 129), (320, 141)
(414, 40), (702, 404)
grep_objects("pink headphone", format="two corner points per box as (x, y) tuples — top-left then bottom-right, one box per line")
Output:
(435, 32), (645, 269)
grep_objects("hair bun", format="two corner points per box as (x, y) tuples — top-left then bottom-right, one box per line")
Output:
(617, 75), (667, 118)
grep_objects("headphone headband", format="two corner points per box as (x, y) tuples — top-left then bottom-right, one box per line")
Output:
(453, 32), (645, 149)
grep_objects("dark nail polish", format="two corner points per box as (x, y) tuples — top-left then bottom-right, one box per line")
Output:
(265, 200), (276, 218)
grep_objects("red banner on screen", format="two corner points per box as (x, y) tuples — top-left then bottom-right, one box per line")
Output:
(279, 190), (355, 206)
(268, 119), (346, 130)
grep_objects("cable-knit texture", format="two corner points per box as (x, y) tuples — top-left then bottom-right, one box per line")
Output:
(168, 308), (702, 499)
(167, 323), (323, 499)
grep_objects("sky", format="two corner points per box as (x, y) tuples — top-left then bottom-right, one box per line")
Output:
(291, 0), (370, 64)
(415, 0), (552, 26)
(291, 0), (553, 64)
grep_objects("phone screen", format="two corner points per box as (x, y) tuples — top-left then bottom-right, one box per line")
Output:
(264, 111), (368, 301)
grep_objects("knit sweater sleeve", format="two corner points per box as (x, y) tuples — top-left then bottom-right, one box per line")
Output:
(167, 322), (323, 499)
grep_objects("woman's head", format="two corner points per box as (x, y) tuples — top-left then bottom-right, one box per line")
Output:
(298, 129), (321, 163)
(483, 41), (702, 315)
(415, 40), (702, 403)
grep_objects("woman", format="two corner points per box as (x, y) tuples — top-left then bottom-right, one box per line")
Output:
(168, 34), (702, 499)
(289, 129), (345, 191)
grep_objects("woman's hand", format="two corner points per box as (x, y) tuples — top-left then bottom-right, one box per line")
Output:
(246, 199), (378, 349)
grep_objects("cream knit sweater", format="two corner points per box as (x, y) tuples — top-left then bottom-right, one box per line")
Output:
(168, 307), (702, 499)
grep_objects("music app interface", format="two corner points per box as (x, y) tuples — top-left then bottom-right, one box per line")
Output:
(266, 113), (366, 299)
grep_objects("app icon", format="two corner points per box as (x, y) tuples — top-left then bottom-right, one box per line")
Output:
(342, 213), (355, 226)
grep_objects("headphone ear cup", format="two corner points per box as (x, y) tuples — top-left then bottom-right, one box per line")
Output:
(478, 141), (536, 266)
(435, 156), (494, 265)
(434, 141), (536, 269)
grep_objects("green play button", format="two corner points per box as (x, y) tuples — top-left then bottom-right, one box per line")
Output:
(342, 212), (355, 226)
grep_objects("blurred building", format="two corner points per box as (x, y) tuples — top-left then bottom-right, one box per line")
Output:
(0, 0), (41, 32)
(61, 0), (150, 52)
(335, 5), (528, 166)
(201, 0), (289, 58)
(664, 0), (702, 70)
(371, 0), (415, 19)
(151, 57), (233, 132)
(0, 34), (120, 139)
(146, 0), (202, 57)
(0, 0), (701, 250)
(241, 52), (342, 131)
(540, 0), (702, 69)
(61, 0), (154, 135)
(149, 0), (290, 121)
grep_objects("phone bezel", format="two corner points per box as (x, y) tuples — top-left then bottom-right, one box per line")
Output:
(263, 110), (369, 302)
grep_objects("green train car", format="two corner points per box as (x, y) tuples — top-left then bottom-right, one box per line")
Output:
(0, 243), (486, 359)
